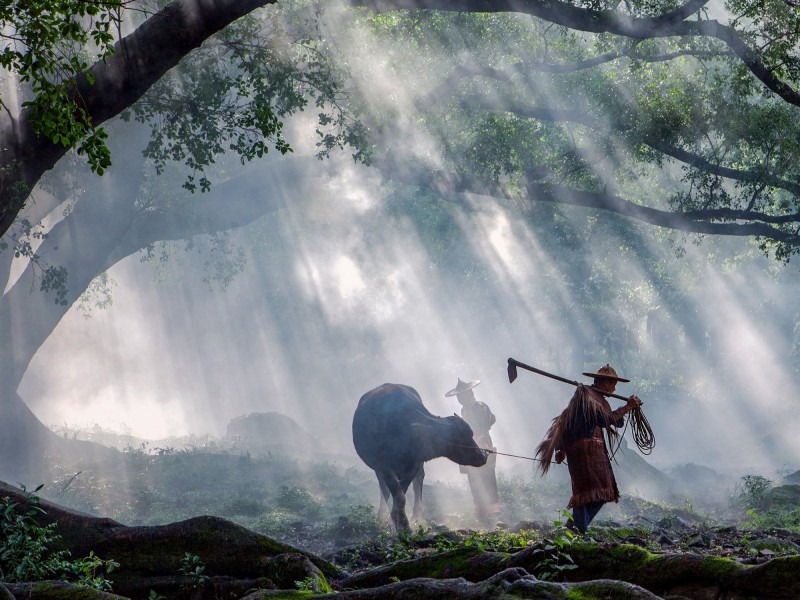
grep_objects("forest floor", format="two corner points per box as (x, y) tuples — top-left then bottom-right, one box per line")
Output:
(15, 432), (800, 596)
(280, 503), (800, 572)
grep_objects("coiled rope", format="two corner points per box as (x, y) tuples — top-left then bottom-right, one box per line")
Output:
(608, 405), (655, 460)
(628, 406), (655, 455)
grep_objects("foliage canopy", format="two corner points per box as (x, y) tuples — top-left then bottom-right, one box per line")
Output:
(1, 0), (800, 259)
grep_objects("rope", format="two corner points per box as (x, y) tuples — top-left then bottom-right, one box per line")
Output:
(485, 448), (557, 465)
(628, 406), (655, 455)
(608, 406), (655, 459)
(457, 404), (656, 468)
(451, 444), (558, 465)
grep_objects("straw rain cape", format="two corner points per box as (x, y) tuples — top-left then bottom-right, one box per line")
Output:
(535, 384), (622, 507)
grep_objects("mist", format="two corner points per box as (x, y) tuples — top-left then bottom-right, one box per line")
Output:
(7, 1), (800, 514)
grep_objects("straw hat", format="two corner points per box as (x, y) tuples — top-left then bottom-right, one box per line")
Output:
(445, 378), (481, 397)
(582, 364), (630, 383)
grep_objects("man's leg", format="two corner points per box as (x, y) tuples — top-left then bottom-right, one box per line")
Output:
(570, 505), (590, 533)
(570, 501), (604, 534)
(585, 501), (604, 528)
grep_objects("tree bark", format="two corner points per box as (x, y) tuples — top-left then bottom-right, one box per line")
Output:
(341, 540), (800, 600)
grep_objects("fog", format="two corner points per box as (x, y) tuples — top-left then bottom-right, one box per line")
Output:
(19, 153), (800, 484)
(6, 2), (800, 502)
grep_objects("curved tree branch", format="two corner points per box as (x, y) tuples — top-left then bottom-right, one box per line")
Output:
(355, 0), (800, 107)
(524, 182), (799, 244)
(370, 157), (800, 246)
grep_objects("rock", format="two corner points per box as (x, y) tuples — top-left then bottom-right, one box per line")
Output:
(2, 581), (127, 599)
(264, 553), (332, 592)
(764, 485), (800, 510)
(623, 536), (649, 547)
(684, 533), (710, 548)
(510, 520), (546, 533)
(225, 412), (317, 457)
(749, 535), (800, 554)
(655, 533), (674, 546)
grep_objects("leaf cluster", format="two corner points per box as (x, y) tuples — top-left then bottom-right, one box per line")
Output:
(1, 0), (127, 174)
(0, 484), (118, 588)
(123, 5), (369, 194)
(357, 4), (800, 259)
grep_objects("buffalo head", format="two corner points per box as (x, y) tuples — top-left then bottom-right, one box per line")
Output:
(442, 415), (488, 467)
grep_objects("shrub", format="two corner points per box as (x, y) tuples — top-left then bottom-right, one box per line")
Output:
(0, 485), (118, 589)
(738, 475), (773, 510)
(275, 486), (323, 518)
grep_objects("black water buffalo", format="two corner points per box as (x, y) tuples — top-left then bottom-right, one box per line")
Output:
(352, 383), (488, 531)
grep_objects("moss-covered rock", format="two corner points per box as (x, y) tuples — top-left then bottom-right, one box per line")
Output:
(337, 545), (506, 588)
(764, 485), (800, 510)
(748, 535), (800, 554)
(2, 580), (128, 599)
(339, 538), (800, 599)
(726, 554), (800, 599)
(79, 515), (340, 596)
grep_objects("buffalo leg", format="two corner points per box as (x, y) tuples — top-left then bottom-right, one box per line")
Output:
(410, 466), (425, 522)
(376, 474), (391, 521)
(379, 469), (410, 531)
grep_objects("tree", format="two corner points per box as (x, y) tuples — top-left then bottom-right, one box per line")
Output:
(349, 0), (800, 259)
(0, 0), (281, 237)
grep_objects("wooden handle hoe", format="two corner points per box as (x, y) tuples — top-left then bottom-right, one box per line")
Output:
(506, 357), (630, 402)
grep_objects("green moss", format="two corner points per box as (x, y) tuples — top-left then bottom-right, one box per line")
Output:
(246, 592), (325, 599)
(606, 542), (653, 562)
(28, 582), (114, 599)
(388, 546), (491, 580)
(565, 579), (675, 599)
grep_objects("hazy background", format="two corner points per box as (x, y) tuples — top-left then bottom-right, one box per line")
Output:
(10, 2), (800, 491)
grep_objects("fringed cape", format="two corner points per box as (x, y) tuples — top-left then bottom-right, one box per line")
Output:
(535, 384), (622, 507)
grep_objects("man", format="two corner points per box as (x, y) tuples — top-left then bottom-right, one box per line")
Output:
(446, 378), (500, 528)
(535, 364), (642, 534)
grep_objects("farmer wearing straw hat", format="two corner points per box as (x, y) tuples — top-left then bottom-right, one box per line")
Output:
(446, 378), (500, 528)
(534, 364), (642, 534)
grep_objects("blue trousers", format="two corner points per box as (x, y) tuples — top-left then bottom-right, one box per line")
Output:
(571, 501), (604, 533)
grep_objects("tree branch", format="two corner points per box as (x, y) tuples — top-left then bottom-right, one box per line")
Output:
(370, 157), (800, 246)
(446, 91), (800, 199)
(355, 0), (800, 107)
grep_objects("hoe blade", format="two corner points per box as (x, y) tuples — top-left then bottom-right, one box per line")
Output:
(507, 359), (518, 383)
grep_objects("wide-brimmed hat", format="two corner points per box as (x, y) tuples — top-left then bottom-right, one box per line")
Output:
(582, 364), (630, 383)
(445, 378), (481, 397)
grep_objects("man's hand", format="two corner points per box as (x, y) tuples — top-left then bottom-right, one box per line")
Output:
(626, 395), (643, 410)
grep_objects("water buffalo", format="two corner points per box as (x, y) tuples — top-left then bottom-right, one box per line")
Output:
(352, 383), (488, 531)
